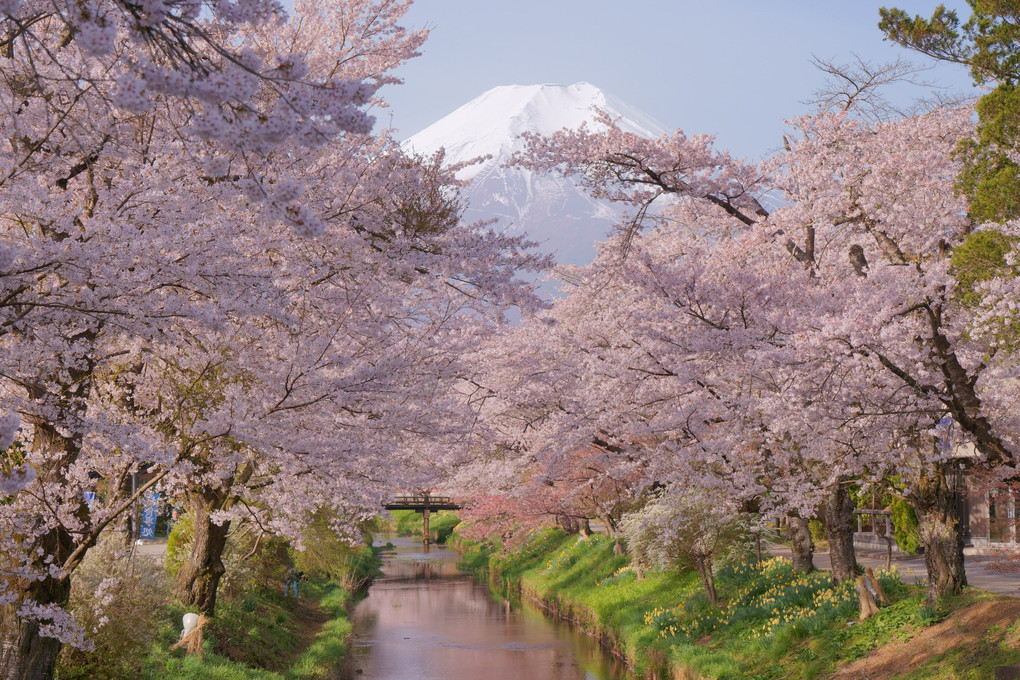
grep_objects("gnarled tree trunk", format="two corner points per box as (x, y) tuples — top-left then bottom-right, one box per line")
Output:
(0, 502), (76, 680)
(0, 574), (71, 680)
(176, 488), (232, 616)
(821, 477), (858, 583)
(0, 417), (90, 680)
(176, 461), (253, 616)
(788, 515), (815, 573)
(911, 461), (966, 607)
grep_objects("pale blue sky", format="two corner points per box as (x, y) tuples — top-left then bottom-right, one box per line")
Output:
(378, 1), (980, 160)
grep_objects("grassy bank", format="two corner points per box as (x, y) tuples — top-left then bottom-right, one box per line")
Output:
(140, 577), (362, 680)
(460, 528), (1020, 680)
(61, 541), (383, 680)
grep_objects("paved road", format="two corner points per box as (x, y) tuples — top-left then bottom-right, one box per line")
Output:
(133, 540), (168, 558)
(768, 544), (1020, 597)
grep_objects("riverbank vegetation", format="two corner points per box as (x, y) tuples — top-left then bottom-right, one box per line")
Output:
(142, 579), (359, 680)
(53, 521), (379, 680)
(460, 528), (1020, 680)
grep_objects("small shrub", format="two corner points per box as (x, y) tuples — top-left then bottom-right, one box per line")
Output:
(57, 533), (172, 680)
(915, 604), (948, 627)
(165, 513), (194, 577)
(890, 497), (921, 554)
(291, 512), (379, 591)
(619, 488), (750, 603)
(218, 531), (290, 601)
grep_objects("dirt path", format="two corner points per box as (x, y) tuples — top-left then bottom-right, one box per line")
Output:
(283, 595), (330, 666)
(829, 599), (1020, 679)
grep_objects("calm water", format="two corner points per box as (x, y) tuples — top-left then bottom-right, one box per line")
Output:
(347, 536), (637, 680)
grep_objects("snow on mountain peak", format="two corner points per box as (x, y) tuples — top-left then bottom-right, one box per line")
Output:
(406, 82), (666, 178)
(404, 83), (668, 279)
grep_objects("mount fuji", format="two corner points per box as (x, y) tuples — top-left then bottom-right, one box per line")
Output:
(405, 82), (668, 271)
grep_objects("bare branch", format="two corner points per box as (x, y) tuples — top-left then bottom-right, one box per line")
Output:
(806, 53), (959, 122)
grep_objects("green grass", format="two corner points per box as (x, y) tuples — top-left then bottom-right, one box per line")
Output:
(143, 581), (356, 680)
(460, 527), (1017, 679)
(211, 589), (301, 671)
(144, 647), (285, 680)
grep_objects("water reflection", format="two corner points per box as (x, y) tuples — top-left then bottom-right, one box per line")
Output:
(347, 536), (636, 680)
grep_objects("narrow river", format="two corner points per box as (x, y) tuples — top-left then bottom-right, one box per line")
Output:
(347, 536), (637, 680)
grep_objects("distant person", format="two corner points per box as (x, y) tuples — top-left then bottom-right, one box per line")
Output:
(285, 566), (302, 599)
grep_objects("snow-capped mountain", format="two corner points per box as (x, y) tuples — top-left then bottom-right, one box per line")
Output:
(405, 83), (667, 271)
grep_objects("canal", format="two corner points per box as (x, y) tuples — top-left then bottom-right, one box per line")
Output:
(347, 535), (637, 680)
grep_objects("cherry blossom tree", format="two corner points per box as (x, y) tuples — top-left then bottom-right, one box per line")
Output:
(0, 119), (268, 677)
(452, 278), (662, 541)
(0, 2), (550, 677)
(620, 487), (749, 604)
(510, 95), (1018, 605)
(158, 158), (546, 615)
(764, 106), (1020, 604)
(0, 0), (382, 164)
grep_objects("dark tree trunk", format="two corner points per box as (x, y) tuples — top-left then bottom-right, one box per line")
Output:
(176, 489), (232, 616)
(120, 473), (135, 547)
(602, 515), (618, 538)
(693, 558), (717, 604)
(578, 519), (591, 538)
(911, 461), (967, 607)
(556, 514), (578, 534)
(788, 515), (815, 573)
(821, 478), (859, 583)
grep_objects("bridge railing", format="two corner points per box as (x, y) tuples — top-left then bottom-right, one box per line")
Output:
(389, 494), (454, 505)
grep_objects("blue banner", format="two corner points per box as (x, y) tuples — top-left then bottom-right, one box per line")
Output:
(936, 415), (953, 454)
(139, 490), (160, 539)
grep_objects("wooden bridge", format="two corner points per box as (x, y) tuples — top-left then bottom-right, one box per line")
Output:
(383, 492), (461, 545)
